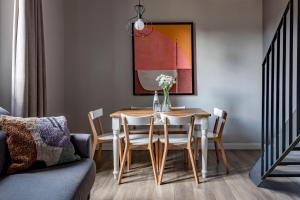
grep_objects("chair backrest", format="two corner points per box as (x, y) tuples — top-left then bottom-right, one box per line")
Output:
(88, 108), (104, 157)
(161, 114), (195, 146)
(212, 108), (228, 138)
(121, 114), (155, 144)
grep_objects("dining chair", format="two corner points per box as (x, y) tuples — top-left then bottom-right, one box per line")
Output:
(194, 108), (229, 174)
(88, 108), (124, 163)
(126, 106), (160, 170)
(166, 106), (187, 133)
(158, 114), (199, 185)
(118, 114), (159, 184)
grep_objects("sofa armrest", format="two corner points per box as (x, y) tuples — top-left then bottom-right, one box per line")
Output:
(70, 133), (92, 159)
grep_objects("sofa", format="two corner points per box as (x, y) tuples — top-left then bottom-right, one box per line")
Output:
(0, 108), (96, 200)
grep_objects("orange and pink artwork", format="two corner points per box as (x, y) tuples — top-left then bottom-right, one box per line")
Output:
(133, 23), (194, 95)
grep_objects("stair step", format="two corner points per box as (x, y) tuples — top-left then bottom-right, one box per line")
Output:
(249, 158), (263, 186)
(279, 161), (300, 165)
(269, 173), (300, 177)
(292, 147), (300, 151)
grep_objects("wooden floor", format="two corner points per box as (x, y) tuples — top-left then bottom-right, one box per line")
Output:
(91, 150), (300, 200)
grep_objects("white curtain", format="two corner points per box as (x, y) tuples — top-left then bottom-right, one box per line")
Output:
(12, 0), (46, 117)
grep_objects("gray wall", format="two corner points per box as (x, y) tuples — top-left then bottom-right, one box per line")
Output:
(0, 0), (265, 147)
(0, 0), (65, 115)
(43, 0), (65, 116)
(0, 0), (13, 112)
(64, 0), (263, 146)
(263, 0), (289, 54)
(64, 0), (115, 133)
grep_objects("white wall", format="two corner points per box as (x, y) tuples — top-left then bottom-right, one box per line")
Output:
(0, 0), (13, 112)
(0, 0), (64, 115)
(64, 0), (263, 146)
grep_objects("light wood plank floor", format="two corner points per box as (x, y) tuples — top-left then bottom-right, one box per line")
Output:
(91, 150), (300, 200)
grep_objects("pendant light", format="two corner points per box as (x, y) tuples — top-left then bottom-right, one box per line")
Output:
(127, 0), (152, 37)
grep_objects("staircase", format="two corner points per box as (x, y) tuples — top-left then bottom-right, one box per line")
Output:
(250, 0), (300, 186)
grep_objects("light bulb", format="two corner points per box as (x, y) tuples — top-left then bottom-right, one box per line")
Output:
(134, 19), (145, 31)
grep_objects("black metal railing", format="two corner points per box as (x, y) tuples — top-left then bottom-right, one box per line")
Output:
(261, 0), (300, 178)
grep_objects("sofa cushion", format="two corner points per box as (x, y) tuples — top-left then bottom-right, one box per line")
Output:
(0, 107), (9, 131)
(0, 158), (96, 200)
(0, 116), (80, 174)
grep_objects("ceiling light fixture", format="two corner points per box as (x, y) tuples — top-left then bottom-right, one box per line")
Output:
(127, 0), (152, 37)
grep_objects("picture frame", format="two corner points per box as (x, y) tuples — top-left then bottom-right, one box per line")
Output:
(132, 22), (195, 95)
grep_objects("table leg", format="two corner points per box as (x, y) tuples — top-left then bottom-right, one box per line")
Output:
(112, 117), (120, 179)
(201, 118), (208, 178)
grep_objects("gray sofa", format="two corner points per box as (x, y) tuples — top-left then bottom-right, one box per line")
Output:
(0, 108), (96, 200)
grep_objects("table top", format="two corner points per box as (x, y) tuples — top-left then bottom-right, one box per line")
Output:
(110, 108), (211, 118)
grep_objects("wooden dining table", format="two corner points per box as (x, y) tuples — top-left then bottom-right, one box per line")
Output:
(110, 108), (211, 179)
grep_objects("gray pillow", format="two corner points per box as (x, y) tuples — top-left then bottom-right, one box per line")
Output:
(0, 107), (9, 116)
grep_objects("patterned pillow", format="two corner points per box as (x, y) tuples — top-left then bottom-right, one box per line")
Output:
(0, 115), (80, 174)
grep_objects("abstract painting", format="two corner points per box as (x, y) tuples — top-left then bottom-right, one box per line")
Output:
(132, 22), (195, 95)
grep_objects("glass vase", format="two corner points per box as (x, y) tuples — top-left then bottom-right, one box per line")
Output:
(162, 89), (171, 112)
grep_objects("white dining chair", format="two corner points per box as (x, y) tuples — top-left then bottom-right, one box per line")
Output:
(158, 114), (199, 185)
(194, 108), (229, 174)
(88, 108), (125, 163)
(118, 114), (159, 184)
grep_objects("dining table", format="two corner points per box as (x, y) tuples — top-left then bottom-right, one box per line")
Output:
(109, 108), (211, 179)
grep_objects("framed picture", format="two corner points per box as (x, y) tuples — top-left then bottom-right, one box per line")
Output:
(132, 22), (195, 95)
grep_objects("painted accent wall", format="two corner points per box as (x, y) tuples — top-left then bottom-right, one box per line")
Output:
(64, 0), (263, 146)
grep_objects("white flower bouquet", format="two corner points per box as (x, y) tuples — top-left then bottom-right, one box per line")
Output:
(155, 74), (176, 111)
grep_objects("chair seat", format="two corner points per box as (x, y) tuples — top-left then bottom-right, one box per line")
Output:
(129, 134), (159, 145)
(194, 131), (218, 139)
(97, 132), (125, 141)
(159, 134), (191, 145)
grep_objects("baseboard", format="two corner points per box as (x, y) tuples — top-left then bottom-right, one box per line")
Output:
(219, 143), (260, 150)
(101, 143), (261, 150)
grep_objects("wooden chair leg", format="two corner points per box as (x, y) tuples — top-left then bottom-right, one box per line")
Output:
(149, 144), (158, 184)
(187, 147), (200, 185)
(127, 150), (132, 171)
(118, 145), (129, 184)
(95, 144), (102, 162)
(186, 149), (192, 169)
(159, 142), (163, 171)
(194, 138), (199, 162)
(118, 139), (123, 166)
(214, 140), (220, 163)
(155, 142), (159, 172)
(184, 149), (189, 166)
(158, 143), (168, 185)
(219, 141), (229, 174)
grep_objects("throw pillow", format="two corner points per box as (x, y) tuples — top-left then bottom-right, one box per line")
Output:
(0, 107), (9, 130)
(0, 115), (80, 174)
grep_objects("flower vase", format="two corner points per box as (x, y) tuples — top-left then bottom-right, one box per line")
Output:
(162, 89), (171, 112)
